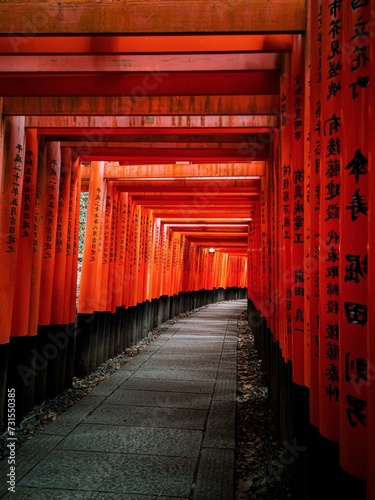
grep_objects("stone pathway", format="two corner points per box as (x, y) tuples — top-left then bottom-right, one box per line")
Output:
(0, 300), (247, 499)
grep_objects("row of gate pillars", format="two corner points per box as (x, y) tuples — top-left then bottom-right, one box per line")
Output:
(1, 287), (245, 430)
(248, 299), (367, 500)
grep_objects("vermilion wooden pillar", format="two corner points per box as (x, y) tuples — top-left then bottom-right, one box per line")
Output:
(99, 181), (113, 312)
(339, 1), (370, 481)
(308, 0), (322, 430)
(367, 1), (375, 496)
(64, 154), (81, 325)
(0, 116), (26, 427)
(28, 137), (47, 336)
(290, 34), (306, 387)
(303, 1), (312, 395)
(38, 142), (61, 326)
(112, 191), (128, 311)
(50, 147), (71, 325)
(0, 116), (26, 344)
(78, 161), (105, 314)
(270, 136), (280, 344)
(279, 52), (292, 363)
(11, 128), (38, 336)
(318, 0), (342, 444)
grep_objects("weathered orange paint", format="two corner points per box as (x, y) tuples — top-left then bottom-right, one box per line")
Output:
(50, 148), (71, 325)
(0, 116), (26, 344)
(38, 142), (61, 326)
(77, 161), (105, 314)
(11, 128), (37, 337)
(339, 1), (370, 481)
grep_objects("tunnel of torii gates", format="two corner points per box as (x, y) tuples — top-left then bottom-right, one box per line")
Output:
(1, 0), (375, 498)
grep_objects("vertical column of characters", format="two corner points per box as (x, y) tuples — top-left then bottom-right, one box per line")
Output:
(111, 190), (127, 312)
(266, 159), (275, 335)
(160, 222), (168, 296)
(135, 205), (144, 304)
(38, 142), (61, 326)
(138, 207), (147, 302)
(247, 220), (253, 303)
(253, 203), (262, 308)
(93, 177), (107, 313)
(50, 148), (71, 325)
(303, 3), (312, 392)
(122, 195), (133, 308)
(177, 230), (184, 294)
(148, 210), (156, 299)
(318, 0), (343, 443)
(99, 181), (113, 312)
(192, 243), (199, 292)
(206, 247), (212, 290)
(151, 216), (161, 299)
(28, 138), (47, 335)
(191, 238), (198, 292)
(167, 226), (174, 295)
(173, 231), (182, 295)
(143, 208), (152, 301)
(124, 200), (135, 307)
(279, 52), (293, 362)
(214, 250), (221, 290)
(259, 172), (268, 319)
(272, 135), (282, 351)
(0, 117), (26, 343)
(77, 161), (105, 314)
(64, 155), (81, 324)
(132, 204), (141, 305)
(181, 234), (188, 292)
(308, 0), (323, 430)
(290, 35), (306, 387)
(367, 2), (375, 497)
(11, 129), (37, 336)
(339, 0), (370, 481)
(187, 242), (193, 293)
(108, 187), (118, 312)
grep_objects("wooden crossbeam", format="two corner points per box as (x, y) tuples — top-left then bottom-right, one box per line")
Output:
(4, 95), (279, 116)
(0, 2), (306, 35)
(79, 162), (266, 179)
(26, 116), (278, 128)
(0, 53), (280, 72)
(0, 71), (280, 97)
(0, 34), (293, 54)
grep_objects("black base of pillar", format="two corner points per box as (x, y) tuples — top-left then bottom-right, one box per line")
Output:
(6, 336), (37, 425)
(0, 343), (9, 430)
(247, 299), (367, 500)
(74, 314), (93, 377)
(64, 322), (76, 390)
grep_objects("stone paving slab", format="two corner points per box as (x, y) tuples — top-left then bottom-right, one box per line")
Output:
(193, 448), (235, 500)
(2, 488), (188, 500)
(56, 424), (202, 457)
(131, 368), (218, 381)
(89, 370), (134, 396)
(138, 358), (219, 371)
(203, 400), (236, 449)
(49, 395), (105, 424)
(105, 389), (212, 409)
(0, 434), (64, 497)
(141, 352), (222, 363)
(17, 449), (196, 497)
(119, 377), (214, 393)
(84, 403), (207, 429)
